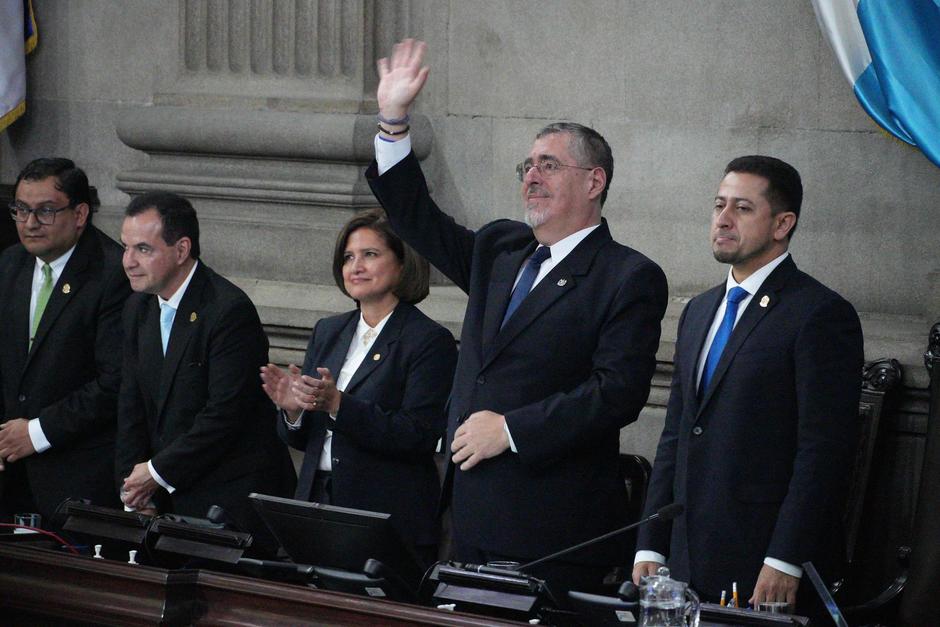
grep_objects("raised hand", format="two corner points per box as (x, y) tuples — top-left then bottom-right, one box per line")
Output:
(260, 363), (303, 418)
(376, 38), (430, 120)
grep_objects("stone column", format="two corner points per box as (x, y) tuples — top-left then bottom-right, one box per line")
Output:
(113, 1), (444, 363)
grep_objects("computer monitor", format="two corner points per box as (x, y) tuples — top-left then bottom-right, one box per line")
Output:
(248, 493), (426, 599)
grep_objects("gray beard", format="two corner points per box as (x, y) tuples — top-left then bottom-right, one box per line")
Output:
(525, 205), (548, 229)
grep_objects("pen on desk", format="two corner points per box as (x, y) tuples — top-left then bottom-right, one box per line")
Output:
(719, 590), (727, 606)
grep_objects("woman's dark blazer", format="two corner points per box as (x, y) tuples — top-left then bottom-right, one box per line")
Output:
(277, 301), (457, 548)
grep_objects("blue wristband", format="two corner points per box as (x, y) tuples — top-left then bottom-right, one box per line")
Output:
(377, 112), (410, 125)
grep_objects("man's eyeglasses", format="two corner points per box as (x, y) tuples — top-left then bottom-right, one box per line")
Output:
(515, 159), (596, 182)
(8, 201), (75, 225)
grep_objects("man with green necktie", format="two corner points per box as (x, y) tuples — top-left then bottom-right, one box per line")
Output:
(0, 158), (131, 524)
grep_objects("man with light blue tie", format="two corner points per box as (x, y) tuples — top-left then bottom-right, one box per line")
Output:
(634, 156), (864, 615)
(116, 191), (294, 552)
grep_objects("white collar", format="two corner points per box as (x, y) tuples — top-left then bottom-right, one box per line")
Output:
(355, 308), (394, 343)
(34, 243), (77, 275)
(724, 251), (790, 295)
(158, 260), (199, 310)
(541, 223), (600, 262)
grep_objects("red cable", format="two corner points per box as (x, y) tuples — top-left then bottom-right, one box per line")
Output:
(0, 523), (80, 555)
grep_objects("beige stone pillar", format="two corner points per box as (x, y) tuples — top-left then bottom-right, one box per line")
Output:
(113, 1), (442, 362)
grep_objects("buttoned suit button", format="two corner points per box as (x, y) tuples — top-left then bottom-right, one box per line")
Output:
(331, 457), (340, 466)
(476, 375), (485, 385)
(692, 426), (703, 436)
(17, 394), (26, 402)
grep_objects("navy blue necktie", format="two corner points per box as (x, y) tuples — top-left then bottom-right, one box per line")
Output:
(501, 245), (551, 329)
(700, 286), (749, 394)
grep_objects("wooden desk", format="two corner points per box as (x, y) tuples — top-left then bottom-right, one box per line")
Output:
(0, 543), (520, 626)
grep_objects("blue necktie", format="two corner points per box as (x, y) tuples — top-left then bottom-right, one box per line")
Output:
(160, 302), (175, 355)
(501, 245), (551, 329)
(700, 286), (749, 394)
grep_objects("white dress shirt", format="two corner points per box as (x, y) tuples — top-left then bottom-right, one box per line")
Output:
(26, 245), (76, 453)
(285, 310), (393, 472)
(635, 251), (802, 579)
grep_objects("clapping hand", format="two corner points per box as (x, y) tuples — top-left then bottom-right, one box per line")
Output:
(260, 363), (303, 421)
(291, 367), (342, 416)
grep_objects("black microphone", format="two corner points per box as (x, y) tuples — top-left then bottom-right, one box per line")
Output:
(516, 503), (684, 572)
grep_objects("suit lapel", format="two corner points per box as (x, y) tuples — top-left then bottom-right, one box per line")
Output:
(696, 257), (796, 414)
(344, 304), (407, 394)
(156, 264), (206, 419)
(481, 222), (611, 371)
(318, 312), (358, 380)
(298, 311), (357, 494)
(681, 286), (724, 407)
(26, 230), (94, 369)
(481, 244), (534, 351)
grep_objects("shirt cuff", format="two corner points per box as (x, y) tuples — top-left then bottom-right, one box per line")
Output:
(634, 550), (667, 566)
(764, 557), (803, 578)
(282, 408), (304, 430)
(374, 134), (412, 175)
(503, 421), (518, 453)
(148, 460), (175, 494)
(27, 418), (52, 453)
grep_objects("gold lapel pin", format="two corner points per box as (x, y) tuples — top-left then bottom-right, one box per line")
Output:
(372, 353), (381, 361)
(190, 312), (198, 322)
(62, 283), (71, 294)
(557, 279), (567, 287)
(759, 295), (770, 308)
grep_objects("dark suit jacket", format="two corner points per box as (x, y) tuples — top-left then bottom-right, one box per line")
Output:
(278, 302), (457, 548)
(116, 262), (295, 536)
(367, 153), (668, 563)
(0, 225), (130, 520)
(637, 256), (864, 600)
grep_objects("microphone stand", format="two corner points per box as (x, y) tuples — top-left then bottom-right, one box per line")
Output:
(518, 503), (684, 572)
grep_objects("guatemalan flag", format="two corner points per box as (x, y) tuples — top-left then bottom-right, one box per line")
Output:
(812, 0), (940, 168)
(0, 0), (37, 131)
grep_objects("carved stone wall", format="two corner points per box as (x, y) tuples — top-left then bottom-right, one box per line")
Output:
(110, 0), (430, 348)
(164, 0), (413, 108)
(103, 0), (434, 360)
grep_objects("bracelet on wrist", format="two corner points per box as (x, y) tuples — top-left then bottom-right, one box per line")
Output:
(377, 123), (410, 136)
(377, 112), (410, 125)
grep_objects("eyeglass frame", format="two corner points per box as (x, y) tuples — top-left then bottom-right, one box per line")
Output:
(8, 200), (77, 225)
(515, 158), (597, 182)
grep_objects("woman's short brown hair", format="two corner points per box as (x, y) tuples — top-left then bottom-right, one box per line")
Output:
(332, 208), (430, 305)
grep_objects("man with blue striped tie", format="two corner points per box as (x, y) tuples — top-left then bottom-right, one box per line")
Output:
(366, 39), (669, 597)
(634, 156), (864, 617)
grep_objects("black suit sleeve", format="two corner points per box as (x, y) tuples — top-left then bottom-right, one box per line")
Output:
(116, 297), (155, 485)
(636, 303), (690, 558)
(41, 260), (131, 447)
(506, 259), (668, 468)
(367, 154), (477, 293)
(333, 325), (457, 455)
(766, 295), (863, 565)
(149, 298), (270, 490)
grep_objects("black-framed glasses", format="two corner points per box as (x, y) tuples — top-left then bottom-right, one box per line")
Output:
(8, 201), (75, 225)
(515, 159), (596, 182)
